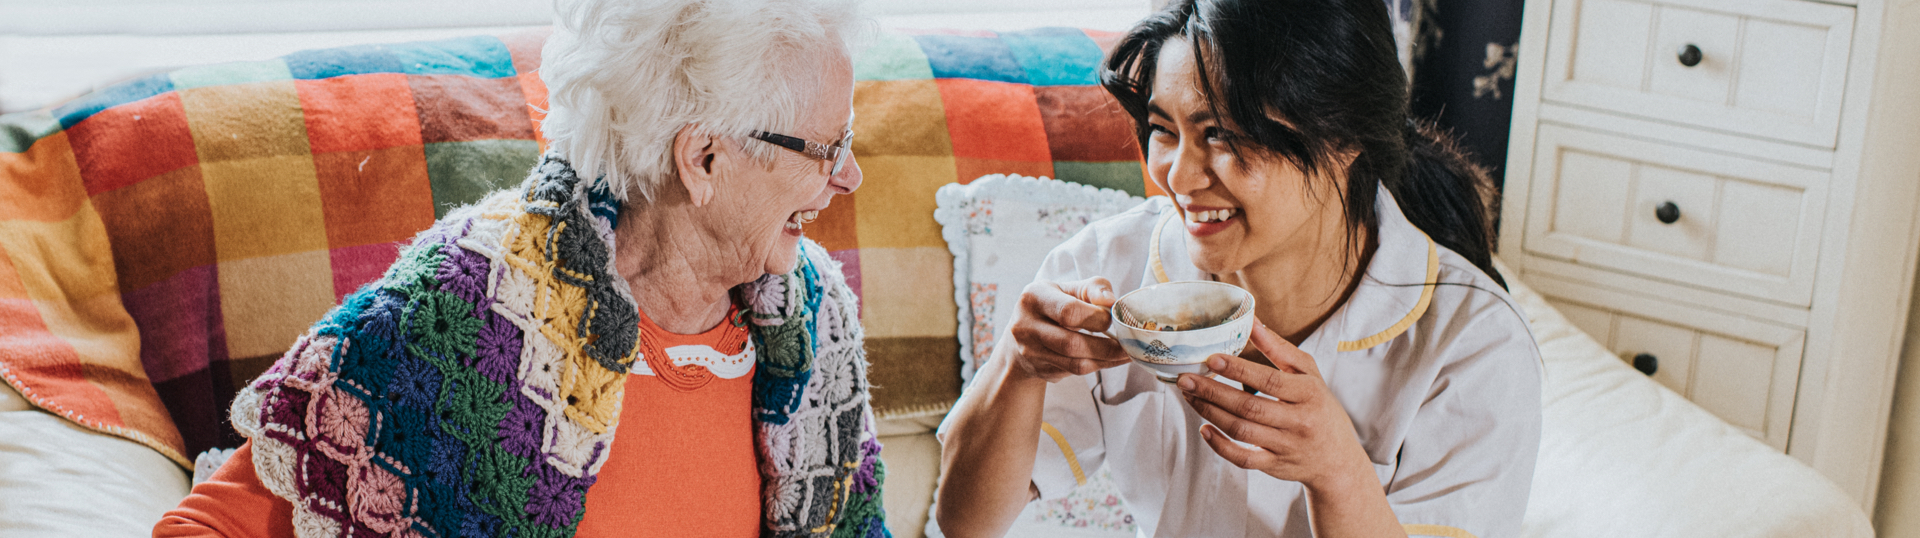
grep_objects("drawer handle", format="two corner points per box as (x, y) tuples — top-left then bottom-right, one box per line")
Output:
(1632, 353), (1659, 376)
(1678, 44), (1703, 67)
(1655, 201), (1681, 224)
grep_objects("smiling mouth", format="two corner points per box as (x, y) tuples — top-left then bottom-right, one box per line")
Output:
(785, 210), (820, 231)
(1185, 207), (1239, 224)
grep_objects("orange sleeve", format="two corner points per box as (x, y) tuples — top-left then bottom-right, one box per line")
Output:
(152, 442), (296, 538)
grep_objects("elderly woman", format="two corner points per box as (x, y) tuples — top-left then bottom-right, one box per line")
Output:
(153, 0), (886, 537)
(936, 0), (1541, 537)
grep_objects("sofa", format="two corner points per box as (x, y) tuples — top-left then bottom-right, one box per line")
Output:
(0, 25), (1876, 538)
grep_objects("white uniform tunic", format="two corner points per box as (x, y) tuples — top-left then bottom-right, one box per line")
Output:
(942, 186), (1542, 538)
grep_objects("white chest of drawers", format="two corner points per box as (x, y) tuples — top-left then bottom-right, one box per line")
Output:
(1501, 0), (1920, 508)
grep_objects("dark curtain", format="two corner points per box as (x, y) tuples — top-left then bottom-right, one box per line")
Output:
(1410, 0), (1526, 189)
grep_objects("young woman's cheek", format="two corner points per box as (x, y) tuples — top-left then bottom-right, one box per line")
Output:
(1149, 140), (1193, 195)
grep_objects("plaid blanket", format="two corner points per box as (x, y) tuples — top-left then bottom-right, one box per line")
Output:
(0, 27), (1146, 465)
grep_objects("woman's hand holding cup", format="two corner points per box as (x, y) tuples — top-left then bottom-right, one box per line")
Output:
(1002, 277), (1133, 383)
(1175, 321), (1376, 495)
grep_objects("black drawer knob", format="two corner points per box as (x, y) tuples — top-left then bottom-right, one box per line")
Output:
(1632, 353), (1659, 376)
(1656, 201), (1681, 224)
(1678, 44), (1703, 67)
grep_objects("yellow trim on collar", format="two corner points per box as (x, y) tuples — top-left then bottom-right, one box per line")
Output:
(1403, 524), (1478, 538)
(1149, 212), (1174, 284)
(1040, 421), (1088, 486)
(1336, 238), (1439, 352)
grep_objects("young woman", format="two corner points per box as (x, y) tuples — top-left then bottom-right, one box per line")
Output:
(934, 0), (1542, 536)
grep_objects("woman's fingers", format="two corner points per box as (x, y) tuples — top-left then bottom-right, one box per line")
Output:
(1008, 332), (1126, 379)
(1057, 276), (1117, 308)
(1249, 321), (1321, 378)
(1199, 424), (1280, 471)
(1204, 352), (1318, 404)
(1022, 279), (1115, 333)
(1007, 344), (1076, 381)
(1012, 320), (1127, 364)
(1203, 353), (1294, 400)
(1001, 278), (1133, 382)
(1179, 372), (1299, 433)
(1187, 394), (1293, 449)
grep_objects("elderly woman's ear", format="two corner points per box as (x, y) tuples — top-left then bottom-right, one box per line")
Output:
(672, 122), (721, 207)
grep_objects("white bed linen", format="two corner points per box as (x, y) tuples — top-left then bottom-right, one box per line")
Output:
(1508, 263), (1873, 537)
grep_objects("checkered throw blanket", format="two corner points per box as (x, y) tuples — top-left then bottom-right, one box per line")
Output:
(0, 27), (1147, 466)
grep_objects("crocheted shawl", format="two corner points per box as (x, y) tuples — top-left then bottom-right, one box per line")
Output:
(229, 154), (888, 538)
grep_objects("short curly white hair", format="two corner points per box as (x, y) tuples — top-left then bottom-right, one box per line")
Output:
(540, 0), (866, 202)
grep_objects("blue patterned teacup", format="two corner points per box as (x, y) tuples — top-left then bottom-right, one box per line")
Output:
(1108, 280), (1256, 383)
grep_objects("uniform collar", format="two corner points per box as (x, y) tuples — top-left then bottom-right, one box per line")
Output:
(1148, 185), (1438, 354)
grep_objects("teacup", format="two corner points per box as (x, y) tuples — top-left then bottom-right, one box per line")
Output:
(1108, 280), (1256, 383)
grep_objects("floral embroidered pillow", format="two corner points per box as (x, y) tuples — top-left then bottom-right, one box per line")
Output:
(933, 174), (1144, 383)
(930, 174), (1144, 538)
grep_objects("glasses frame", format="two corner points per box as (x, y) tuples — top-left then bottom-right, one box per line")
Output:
(748, 128), (854, 176)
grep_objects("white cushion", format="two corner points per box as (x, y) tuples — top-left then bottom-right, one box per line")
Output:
(927, 174), (1152, 538)
(933, 174), (1144, 384)
(0, 382), (189, 537)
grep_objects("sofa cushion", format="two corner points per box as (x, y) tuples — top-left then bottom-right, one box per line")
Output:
(0, 382), (188, 537)
(925, 173), (1146, 537)
(932, 173), (1143, 383)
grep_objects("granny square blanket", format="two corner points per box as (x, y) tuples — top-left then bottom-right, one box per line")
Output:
(230, 154), (885, 537)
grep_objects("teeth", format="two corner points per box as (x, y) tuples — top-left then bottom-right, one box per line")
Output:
(1185, 208), (1237, 224)
(786, 210), (819, 230)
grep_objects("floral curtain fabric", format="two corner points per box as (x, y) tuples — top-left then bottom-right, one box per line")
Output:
(1410, 0), (1525, 188)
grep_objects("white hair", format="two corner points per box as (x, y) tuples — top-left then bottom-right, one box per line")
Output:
(540, 0), (867, 202)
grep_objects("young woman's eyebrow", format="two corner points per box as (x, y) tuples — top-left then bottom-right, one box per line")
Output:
(1147, 102), (1172, 121)
(1145, 102), (1214, 126)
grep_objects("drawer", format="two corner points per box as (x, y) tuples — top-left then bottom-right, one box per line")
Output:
(1522, 124), (1826, 305)
(1533, 275), (1803, 450)
(1540, 0), (1853, 147)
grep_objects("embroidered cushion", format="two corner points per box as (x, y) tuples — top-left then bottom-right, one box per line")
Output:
(928, 173), (1143, 537)
(931, 174), (1142, 383)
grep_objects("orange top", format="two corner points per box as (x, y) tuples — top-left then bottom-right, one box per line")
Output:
(155, 307), (760, 537)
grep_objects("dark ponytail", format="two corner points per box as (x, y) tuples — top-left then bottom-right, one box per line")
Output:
(1101, 0), (1506, 289)
(1398, 119), (1506, 288)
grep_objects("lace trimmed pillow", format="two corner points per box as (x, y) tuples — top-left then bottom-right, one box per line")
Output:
(932, 174), (1144, 383)
(930, 174), (1144, 538)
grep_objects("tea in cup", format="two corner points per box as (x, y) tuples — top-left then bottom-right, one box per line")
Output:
(1108, 280), (1256, 382)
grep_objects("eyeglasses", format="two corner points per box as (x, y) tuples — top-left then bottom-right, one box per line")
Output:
(748, 128), (855, 176)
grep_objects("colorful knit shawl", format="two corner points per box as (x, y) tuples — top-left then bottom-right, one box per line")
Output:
(229, 154), (889, 537)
